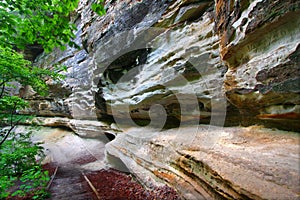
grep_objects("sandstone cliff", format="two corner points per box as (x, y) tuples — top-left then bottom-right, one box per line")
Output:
(21, 0), (300, 199)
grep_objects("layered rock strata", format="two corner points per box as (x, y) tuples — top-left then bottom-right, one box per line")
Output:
(19, 0), (300, 199)
(106, 125), (300, 199)
(216, 0), (300, 130)
(21, 0), (299, 131)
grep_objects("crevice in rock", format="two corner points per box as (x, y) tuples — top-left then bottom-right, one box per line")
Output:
(51, 125), (74, 133)
(104, 132), (116, 141)
(103, 48), (151, 84)
(23, 44), (44, 62)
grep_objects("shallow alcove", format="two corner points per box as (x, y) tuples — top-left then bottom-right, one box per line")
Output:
(105, 132), (116, 141)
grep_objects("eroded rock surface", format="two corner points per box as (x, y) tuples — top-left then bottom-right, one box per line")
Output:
(25, 117), (120, 138)
(20, 0), (300, 199)
(24, 0), (299, 131)
(215, 0), (300, 130)
(106, 126), (300, 199)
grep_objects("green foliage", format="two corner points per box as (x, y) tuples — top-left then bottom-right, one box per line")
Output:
(0, 0), (80, 198)
(0, 130), (50, 199)
(0, 46), (65, 119)
(0, 175), (14, 199)
(0, 0), (105, 198)
(0, 49), (66, 147)
(92, 0), (106, 16)
(0, 0), (79, 52)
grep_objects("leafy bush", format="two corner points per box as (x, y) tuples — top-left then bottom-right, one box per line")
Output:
(0, 129), (50, 199)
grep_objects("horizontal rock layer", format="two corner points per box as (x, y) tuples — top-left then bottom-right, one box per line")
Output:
(106, 125), (300, 199)
(22, 0), (299, 131)
(216, 0), (300, 131)
(23, 117), (120, 138)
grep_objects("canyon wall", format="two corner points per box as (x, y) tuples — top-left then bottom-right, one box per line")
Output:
(22, 0), (299, 199)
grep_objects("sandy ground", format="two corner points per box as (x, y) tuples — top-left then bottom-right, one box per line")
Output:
(16, 126), (110, 171)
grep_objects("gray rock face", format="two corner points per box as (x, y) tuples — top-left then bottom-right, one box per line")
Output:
(95, 13), (228, 127)
(25, 0), (300, 199)
(30, 0), (300, 131)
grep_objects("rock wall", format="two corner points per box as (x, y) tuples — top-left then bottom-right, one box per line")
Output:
(106, 126), (300, 199)
(22, 0), (300, 199)
(25, 0), (299, 131)
(216, 0), (300, 131)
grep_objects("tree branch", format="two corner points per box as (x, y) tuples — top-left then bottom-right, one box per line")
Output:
(0, 81), (6, 98)
(0, 124), (15, 146)
(0, 102), (19, 146)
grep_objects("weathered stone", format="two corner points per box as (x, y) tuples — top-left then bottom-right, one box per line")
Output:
(106, 126), (300, 199)
(24, 117), (121, 138)
(174, 2), (212, 23)
(215, 0), (300, 131)
(20, 126), (109, 169)
(88, 3), (235, 128)
(21, 99), (71, 117)
(24, 0), (300, 199)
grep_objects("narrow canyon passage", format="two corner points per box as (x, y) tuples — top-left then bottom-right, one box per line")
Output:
(27, 126), (181, 199)
(4, 0), (298, 199)
(29, 126), (108, 199)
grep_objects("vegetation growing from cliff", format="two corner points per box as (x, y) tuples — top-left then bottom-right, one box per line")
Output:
(0, 0), (105, 198)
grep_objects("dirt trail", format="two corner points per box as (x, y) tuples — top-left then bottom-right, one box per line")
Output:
(46, 166), (96, 200)
(26, 126), (180, 199)
(29, 127), (106, 199)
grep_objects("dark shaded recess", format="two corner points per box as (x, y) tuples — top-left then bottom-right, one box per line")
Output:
(95, 48), (151, 120)
(289, 43), (300, 63)
(174, 61), (202, 82)
(178, 1), (214, 23)
(95, 88), (110, 119)
(105, 132), (116, 141)
(52, 125), (74, 132)
(22, 44), (44, 61)
(234, 107), (300, 132)
(129, 116), (181, 130)
(240, 114), (300, 132)
(223, 104), (243, 127)
(103, 48), (150, 84)
(82, 38), (89, 53)
(95, 79), (115, 122)
(264, 120), (300, 132)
